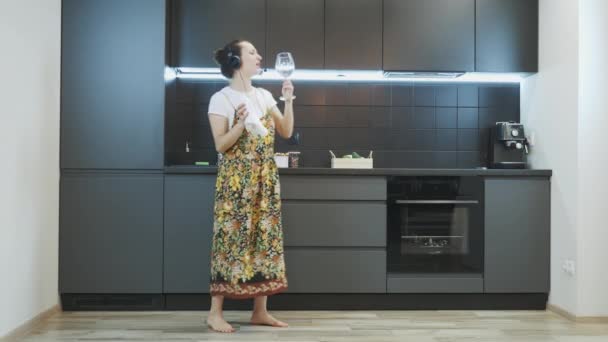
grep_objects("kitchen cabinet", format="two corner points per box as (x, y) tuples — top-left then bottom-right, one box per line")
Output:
(59, 172), (164, 293)
(285, 249), (386, 293)
(61, 0), (164, 169)
(280, 175), (387, 293)
(170, 0), (266, 68)
(280, 175), (387, 200)
(163, 175), (215, 293)
(388, 274), (483, 293)
(476, 0), (539, 72)
(383, 0), (475, 72)
(266, 0), (325, 69)
(324, 0), (382, 70)
(484, 177), (550, 293)
(282, 202), (386, 247)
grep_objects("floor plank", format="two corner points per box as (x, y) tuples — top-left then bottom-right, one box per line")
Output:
(17, 310), (608, 341)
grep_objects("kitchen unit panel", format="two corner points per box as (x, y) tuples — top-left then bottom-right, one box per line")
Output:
(484, 177), (550, 293)
(285, 249), (386, 293)
(164, 175), (215, 293)
(388, 273), (483, 293)
(383, 0), (475, 72)
(171, 0), (266, 68)
(325, 0), (382, 69)
(280, 176), (387, 200)
(59, 172), (163, 293)
(61, 0), (164, 169)
(267, 0), (325, 69)
(282, 202), (386, 247)
(476, 0), (538, 72)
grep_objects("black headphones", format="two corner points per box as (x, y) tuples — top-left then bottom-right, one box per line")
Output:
(226, 47), (241, 69)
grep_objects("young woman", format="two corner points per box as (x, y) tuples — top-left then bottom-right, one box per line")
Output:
(206, 39), (295, 333)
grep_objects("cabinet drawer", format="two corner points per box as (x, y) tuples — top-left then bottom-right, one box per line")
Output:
(280, 176), (386, 200)
(387, 273), (483, 293)
(285, 249), (386, 293)
(282, 202), (386, 247)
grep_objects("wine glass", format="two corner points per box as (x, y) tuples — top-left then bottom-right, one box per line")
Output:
(275, 52), (296, 101)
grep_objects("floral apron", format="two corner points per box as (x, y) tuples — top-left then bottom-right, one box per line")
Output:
(209, 91), (288, 299)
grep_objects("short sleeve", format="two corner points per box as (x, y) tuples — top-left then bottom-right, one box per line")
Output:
(208, 92), (232, 119)
(260, 88), (278, 111)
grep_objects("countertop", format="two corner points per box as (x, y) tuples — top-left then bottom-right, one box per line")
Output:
(165, 166), (552, 177)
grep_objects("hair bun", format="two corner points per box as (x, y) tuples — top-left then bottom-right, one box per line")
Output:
(213, 47), (227, 66)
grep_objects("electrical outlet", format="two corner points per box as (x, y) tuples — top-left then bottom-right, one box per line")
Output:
(562, 259), (576, 276)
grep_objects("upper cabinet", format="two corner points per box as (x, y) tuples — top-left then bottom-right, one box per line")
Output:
(476, 0), (539, 72)
(171, 0), (266, 68)
(325, 0), (382, 70)
(266, 0), (324, 69)
(383, 0), (475, 72)
(167, 0), (538, 73)
(61, 0), (165, 169)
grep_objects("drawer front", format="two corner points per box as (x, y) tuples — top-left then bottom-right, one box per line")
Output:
(387, 274), (483, 293)
(284, 249), (386, 293)
(280, 176), (386, 200)
(282, 202), (386, 247)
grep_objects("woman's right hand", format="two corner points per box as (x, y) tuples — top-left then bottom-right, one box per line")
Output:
(234, 103), (249, 127)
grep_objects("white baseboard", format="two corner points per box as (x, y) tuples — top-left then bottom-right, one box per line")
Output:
(0, 304), (61, 341)
(548, 303), (608, 323)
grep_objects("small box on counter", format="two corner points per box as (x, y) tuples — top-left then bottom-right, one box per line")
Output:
(274, 153), (289, 168)
(330, 150), (374, 169)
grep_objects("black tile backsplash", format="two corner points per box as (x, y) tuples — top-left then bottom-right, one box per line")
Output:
(165, 81), (520, 168)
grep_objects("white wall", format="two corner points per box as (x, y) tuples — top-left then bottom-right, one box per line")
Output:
(520, 0), (580, 314)
(523, 0), (608, 317)
(577, 0), (608, 316)
(0, 0), (61, 337)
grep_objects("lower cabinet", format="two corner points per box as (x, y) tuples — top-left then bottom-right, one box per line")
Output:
(59, 172), (164, 293)
(282, 201), (386, 247)
(388, 273), (483, 293)
(284, 249), (386, 293)
(280, 175), (388, 293)
(484, 177), (550, 293)
(163, 175), (215, 293)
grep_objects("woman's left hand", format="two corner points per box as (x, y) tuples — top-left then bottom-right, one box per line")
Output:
(281, 80), (295, 101)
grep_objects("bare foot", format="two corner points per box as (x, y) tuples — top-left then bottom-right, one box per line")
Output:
(206, 314), (235, 333)
(250, 311), (288, 327)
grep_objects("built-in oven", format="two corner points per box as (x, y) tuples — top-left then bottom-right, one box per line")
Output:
(387, 176), (484, 274)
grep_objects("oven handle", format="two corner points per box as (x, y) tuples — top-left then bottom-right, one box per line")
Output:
(395, 200), (479, 204)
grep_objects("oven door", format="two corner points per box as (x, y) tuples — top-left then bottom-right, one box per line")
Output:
(388, 199), (483, 273)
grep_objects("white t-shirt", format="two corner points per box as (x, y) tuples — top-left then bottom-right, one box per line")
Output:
(208, 86), (277, 128)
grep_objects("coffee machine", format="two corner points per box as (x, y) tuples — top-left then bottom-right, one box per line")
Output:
(488, 121), (529, 169)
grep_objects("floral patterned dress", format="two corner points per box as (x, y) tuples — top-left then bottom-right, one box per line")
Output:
(209, 94), (288, 299)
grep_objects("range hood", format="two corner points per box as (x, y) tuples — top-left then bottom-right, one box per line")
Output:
(383, 71), (465, 79)
(170, 67), (526, 84)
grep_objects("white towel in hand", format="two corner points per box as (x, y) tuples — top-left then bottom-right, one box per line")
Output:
(245, 114), (268, 137)
(243, 98), (268, 137)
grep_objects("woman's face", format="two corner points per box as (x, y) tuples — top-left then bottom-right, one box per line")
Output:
(237, 41), (262, 77)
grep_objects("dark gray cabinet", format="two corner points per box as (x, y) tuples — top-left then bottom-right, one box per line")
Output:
(61, 0), (164, 169)
(282, 202), (386, 247)
(279, 175), (387, 293)
(484, 177), (550, 293)
(281, 176), (387, 200)
(164, 175), (215, 293)
(476, 0), (539, 72)
(324, 0), (382, 69)
(170, 0), (266, 68)
(59, 172), (163, 293)
(267, 0), (325, 69)
(285, 249), (386, 293)
(388, 273), (483, 293)
(383, 0), (475, 71)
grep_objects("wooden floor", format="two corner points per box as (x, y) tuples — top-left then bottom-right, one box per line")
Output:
(19, 310), (608, 341)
